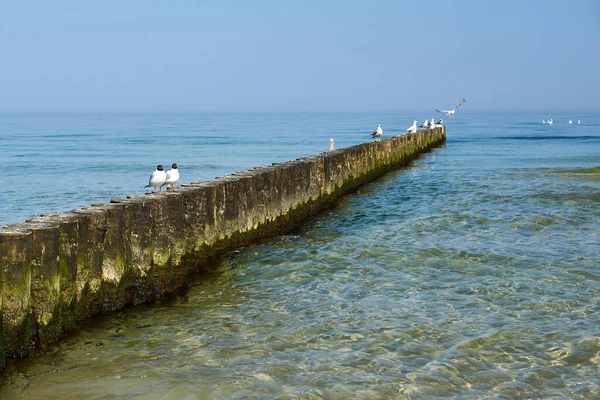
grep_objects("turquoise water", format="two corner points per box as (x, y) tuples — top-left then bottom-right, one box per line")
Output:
(1, 113), (599, 399)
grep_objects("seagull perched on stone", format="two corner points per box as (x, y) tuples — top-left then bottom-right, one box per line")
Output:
(436, 118), (443, 126)
(163, 163), (180, 191)
(407, 121), (417, 133)
(436, 98), (466, 116)
(145, 164), (167, 193)
(372, 124), (383, 138)
(419, 119), (429, 129)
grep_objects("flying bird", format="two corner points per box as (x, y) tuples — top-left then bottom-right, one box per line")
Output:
(164, 163), (180, 191)
(436, 98), (466, 116)
(145, 164), (167, 193)
(372, 124), (383, 138)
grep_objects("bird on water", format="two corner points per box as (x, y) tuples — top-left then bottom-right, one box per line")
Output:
(164, 163), (180, 191)
(145, 164), (167, 193)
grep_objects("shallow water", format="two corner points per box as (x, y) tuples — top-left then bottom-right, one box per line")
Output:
(1, 112), (599, 399)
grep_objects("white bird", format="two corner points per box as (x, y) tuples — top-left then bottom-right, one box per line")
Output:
(435, 118), (443, 126)
(163, 163), (180, 191)
(329, 138), (334, 151)
(419, 119), (428, 129)
(436, 98), (466, 116)
(578, 119), (581, 124)
(145, 164), (167, 193)
(407, 121), (417, 133)
(372, 124), (383, 138)
(429, 118), (435, 129)
(568, 119), (572, 124)
(547, 119), (553, 125)
(542, 119), (546, 124)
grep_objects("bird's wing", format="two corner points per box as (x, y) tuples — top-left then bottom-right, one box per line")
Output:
(166, 172), (171, 180)
(436, 109), (451, 113)
(452, 98), (466, 111)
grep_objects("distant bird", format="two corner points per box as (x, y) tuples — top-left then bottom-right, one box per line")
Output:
(145, 164), (167, 193)
(372, 124), (383, 138)
(542, 119), (546, 124)
(568, 119), (572, 124)
(419, 119), (429, 129)
(407, 121), (417, 133)
(329, 138), (334, 151)
(164, 163), (180, 191)
(436, 118), (443, 126)
(578, 119), (581, 124)
(436, 98), (466, 116)
(547, 119), (553, 125)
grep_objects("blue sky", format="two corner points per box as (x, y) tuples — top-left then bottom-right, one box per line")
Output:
(1, 1), (599, 113)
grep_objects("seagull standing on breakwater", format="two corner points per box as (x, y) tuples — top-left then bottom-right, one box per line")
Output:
(436, 118), (443, 127)
(407, 121), (417, 133)
(164, 163), (180, 191)
(145, 165), (167, 193)
(419, 120), (429, 129)
(436, 98), (466, 116)
(372, 124), (383, 138)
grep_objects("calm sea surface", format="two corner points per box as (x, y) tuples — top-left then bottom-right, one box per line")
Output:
(1, 112), (599, 399)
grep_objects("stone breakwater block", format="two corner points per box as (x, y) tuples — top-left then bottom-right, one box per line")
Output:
(0, 225), (33, 358)
(70, 207), (109, 318)
(19, 220), (63, 346)
(32, 212), (87, 338)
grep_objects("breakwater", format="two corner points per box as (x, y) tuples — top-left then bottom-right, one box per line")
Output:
(0, 127), (445, 370)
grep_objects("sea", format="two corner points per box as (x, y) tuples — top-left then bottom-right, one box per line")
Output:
(1, 112), (599, 399)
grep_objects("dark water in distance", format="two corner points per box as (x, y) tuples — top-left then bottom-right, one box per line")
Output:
(1, 112), (599, 399)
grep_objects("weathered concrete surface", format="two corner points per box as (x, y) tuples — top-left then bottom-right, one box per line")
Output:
(0, 127), (445, 370)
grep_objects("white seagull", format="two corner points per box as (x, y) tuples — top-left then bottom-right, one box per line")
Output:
(372, 124), (383, 138)
(578, 119), (581, 124)
(429, 118), (435, 129)
(145, 164), (167, 193)
(436, 98), (466, 116)
(435, 118), (443, 126)
(419, 119), (429, 129)
(547, 119), (553, 125)
(542, 119), (546, 124)
(163, 163), (180, 191)
(568, 119), (572, 124)
(407, 121), (417, 133)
